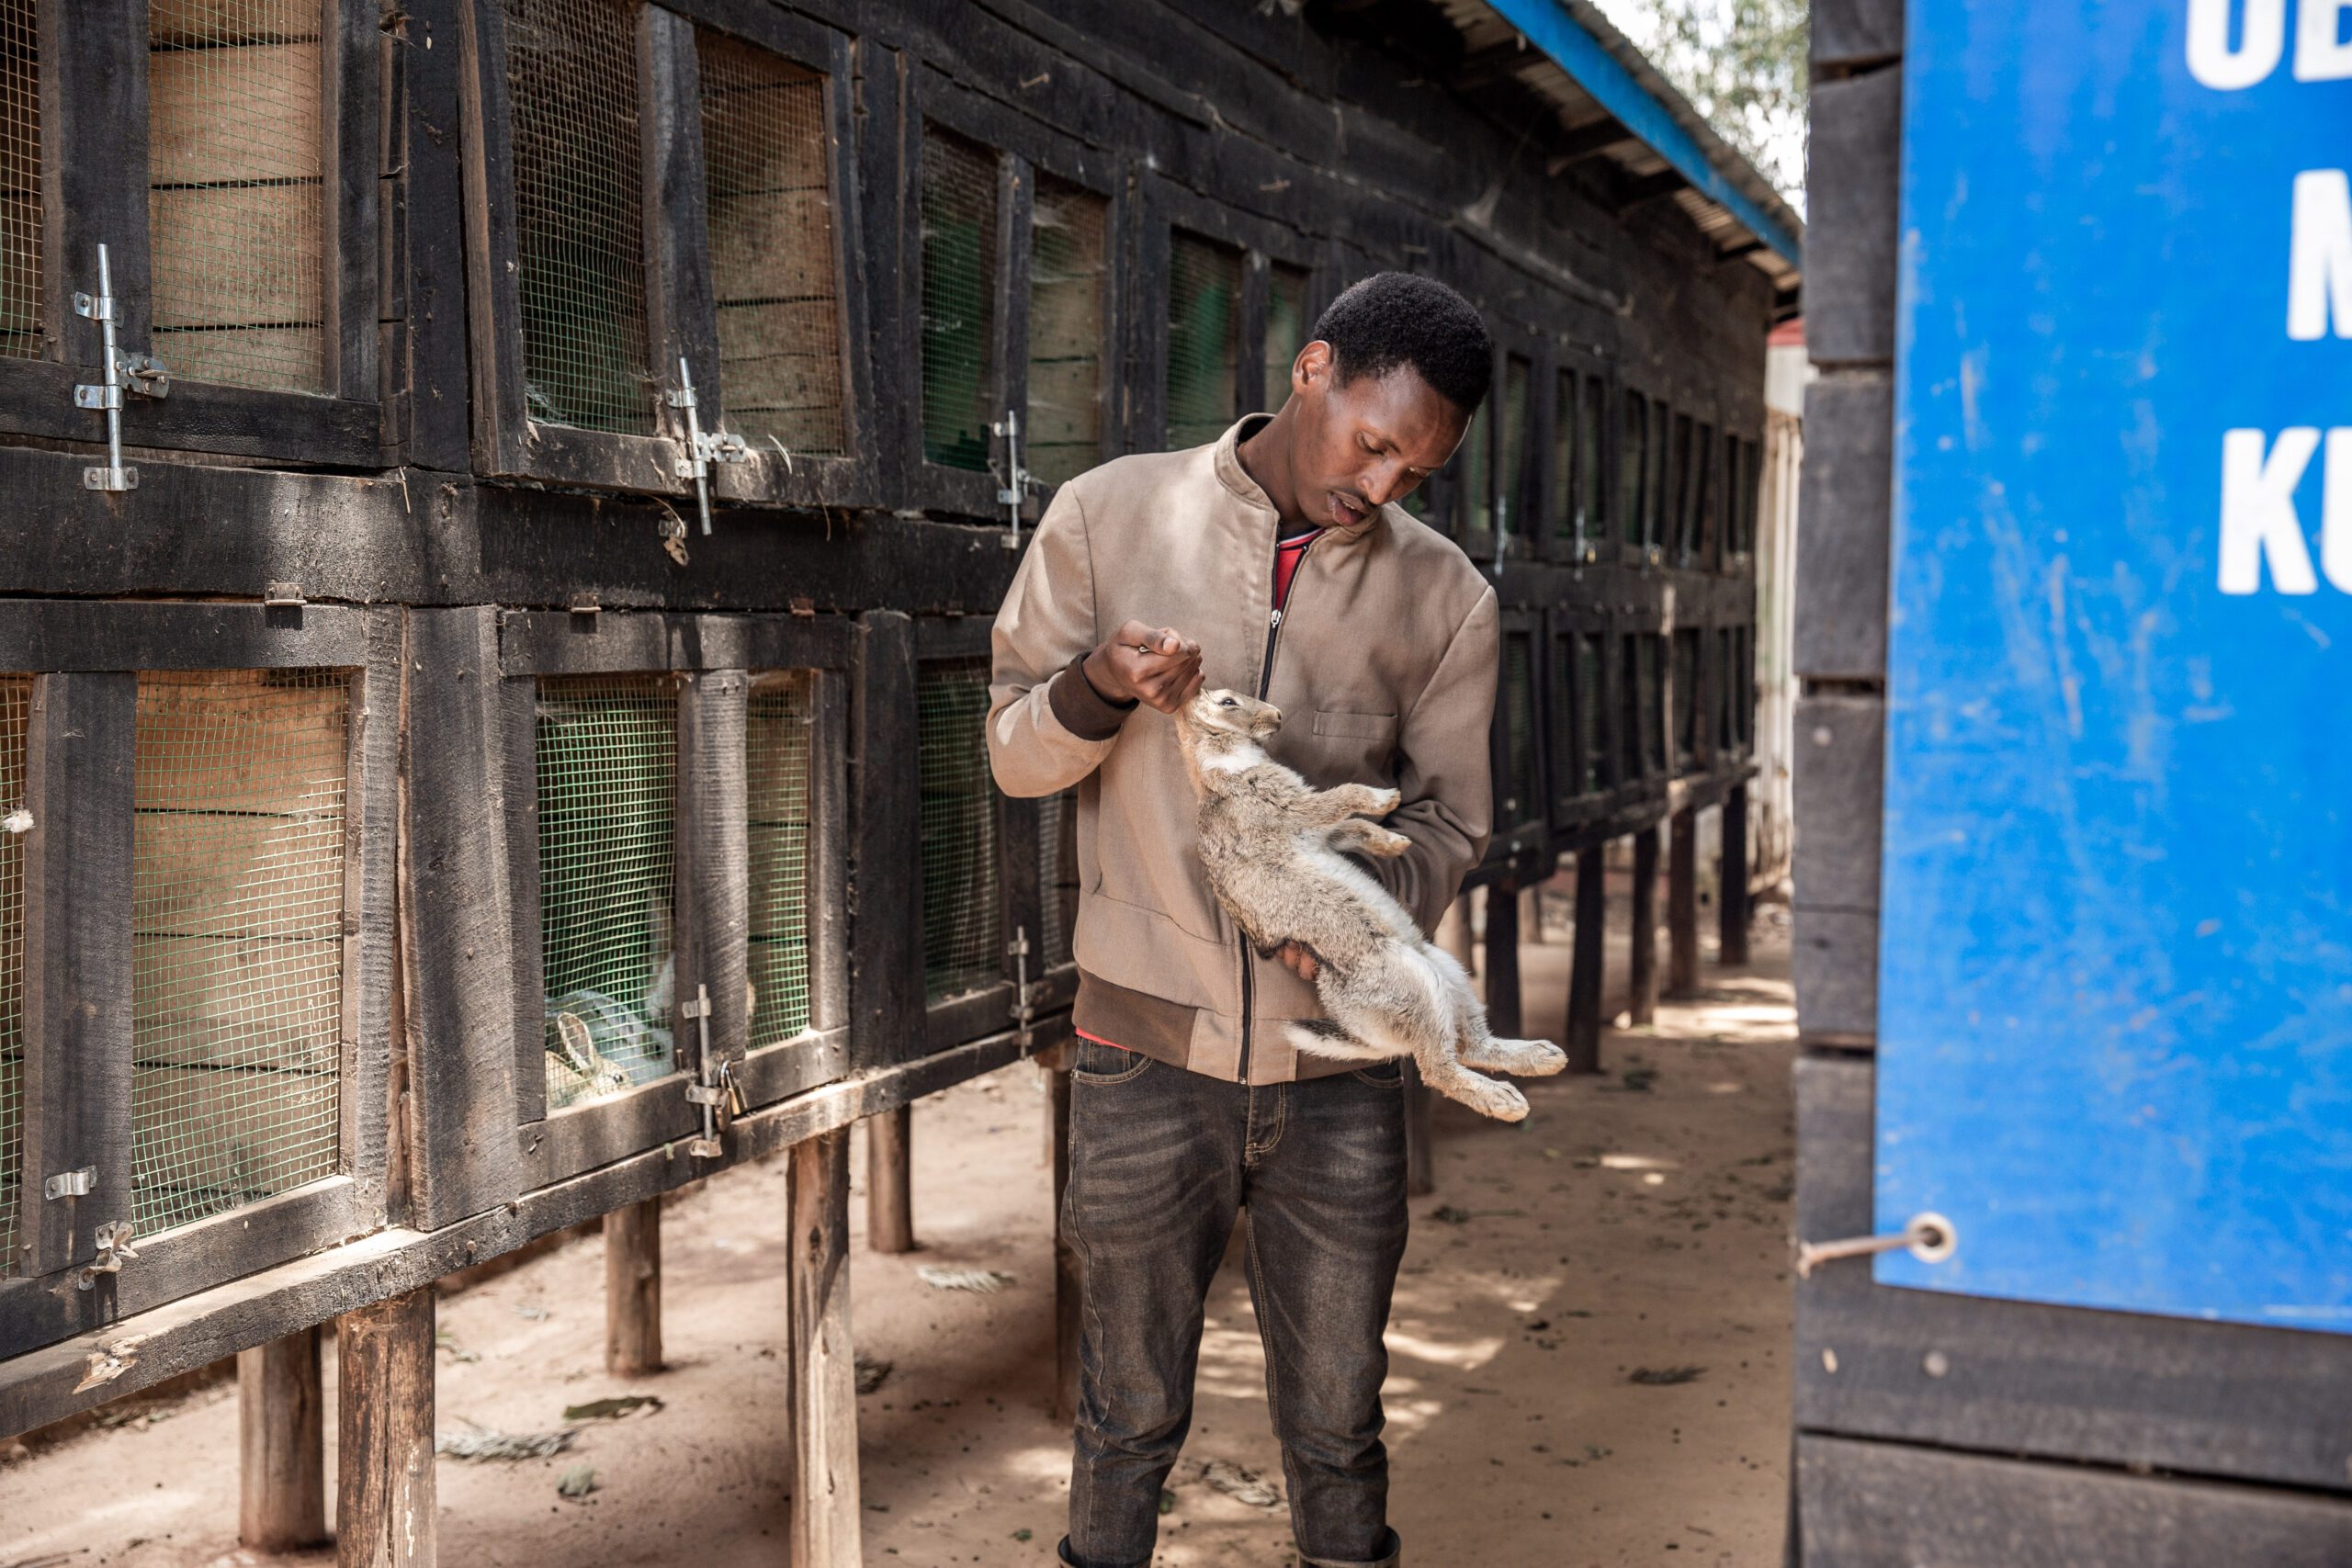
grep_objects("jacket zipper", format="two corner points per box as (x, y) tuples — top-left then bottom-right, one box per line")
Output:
(1238, 534), (1317, 1081)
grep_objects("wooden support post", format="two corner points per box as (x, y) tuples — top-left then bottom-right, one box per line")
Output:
(866, 1104), (916, 1254)
(1629, 827), (1660, 1028)
(604, 1197), (662, 1376)
(787, 1128), (862, 1565)
(1668, 807), (1700, 998)
(1403, 1059), (1436, 1197)
(1565, 846), (1606, 1075)
(240, 1325), (327, 1552)
(337, 1287), (435, 1568)
(1045, 1059), (1080, 1421)
(1720, 784), (1752, 967)
(1483, 878), (1522, 1037)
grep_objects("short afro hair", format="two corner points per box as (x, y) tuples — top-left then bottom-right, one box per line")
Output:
(1309, 272), (1492, 414)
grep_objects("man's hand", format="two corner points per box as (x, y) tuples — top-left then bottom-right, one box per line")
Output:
(1274, 942), (1319, 983)
(1083, 620), (1205, 715)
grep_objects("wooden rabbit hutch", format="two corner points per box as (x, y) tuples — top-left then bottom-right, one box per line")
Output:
(0, 0), (1794, 1559)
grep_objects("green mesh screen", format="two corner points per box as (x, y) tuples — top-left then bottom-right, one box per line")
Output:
(1579, 378), (1606, 544)
(1498, 356), (1530, 547)
(1576, 635), (1603, 793)
(1717, 627), (1736, 752)
(147, 0), (326, 392)
(1641, 634), (1667, 773)
(1262, 262), (1309, 411)
(1694, 422), (1718, 560)
(918, 657), (1000, 1001)
(1669, 412), (1694, 558)
(0, 676), (25, 1273)
(1620, 390), (1646, 547)
(1165, 230), (1239, 449)
(1038, 787), (1078, 971)
(698, 28), (845, 458)
(1550, 369), (1577, 542)
(1025, 175), (1106, 489)
(1500, 632), (1541, 830)
(1457, 402), (1490, 541)
(920, 124), (998, 471)
(503, 0), (652, 434)
(130, 671), (346, 1237)
(1671, 627), (1700, 770)
(1741, 436), (1763, 557)
(1736, 625), (1755, 748)
(537, 675), (677, 1111)
(746, 671), (814, 1050)
(1645, 399), (1668, 549)
(0, 2), (39, 361)
(1619, 633), (1645, 781)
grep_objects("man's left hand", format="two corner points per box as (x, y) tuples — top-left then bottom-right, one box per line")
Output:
(1274, 942), (1318, 983)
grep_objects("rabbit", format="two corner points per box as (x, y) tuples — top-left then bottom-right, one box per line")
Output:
(1173, 687), (1569, 1121)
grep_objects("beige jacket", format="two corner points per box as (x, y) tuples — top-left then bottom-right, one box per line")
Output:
(988, 417), (1499, 1084)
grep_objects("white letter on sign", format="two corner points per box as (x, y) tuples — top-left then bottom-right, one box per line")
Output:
(2288, 171), (2352, 338)
(2218, 427), (2319, 595)
(2324, 431), (2352, 592)
(2187, 0), (2287, 88)
(2296, 0), (2352, 79)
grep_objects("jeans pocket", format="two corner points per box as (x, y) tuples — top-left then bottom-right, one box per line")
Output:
(1350, 1059), (1406, 1088)
(1071, 1037), (1155, 1085)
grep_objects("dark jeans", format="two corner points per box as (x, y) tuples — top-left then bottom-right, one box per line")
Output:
(1061, 1037), (1409, 1568)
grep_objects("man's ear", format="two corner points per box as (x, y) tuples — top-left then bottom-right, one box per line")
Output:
(1295, 339), (1334, 394)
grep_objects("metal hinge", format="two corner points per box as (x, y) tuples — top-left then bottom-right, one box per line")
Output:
(43, 1166), (96, 1201)
(263, 581), (305, 609)
(665, 357), (748, 537)
(681, 982), (727, 1158)
(990, 408), (1034, 550)
(73, 244), (167, 492)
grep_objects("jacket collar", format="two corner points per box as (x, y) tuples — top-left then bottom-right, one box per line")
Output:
(1211, 416), (1383, 545)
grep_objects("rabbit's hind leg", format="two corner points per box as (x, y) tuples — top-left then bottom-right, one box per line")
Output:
(1427, 942), (1570, 1077)
(1328, 818), (1410, 858)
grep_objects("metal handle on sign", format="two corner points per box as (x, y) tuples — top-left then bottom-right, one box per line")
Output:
(1795, 1212), (1955, 1279)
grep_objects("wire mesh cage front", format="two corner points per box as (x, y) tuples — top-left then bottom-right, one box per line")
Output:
(1498, 355), (1531, 544)
(747, 671), (815, 1051)
(147, 0), (326, 393)
(1671, 627), (1700, 771)
(1717, 626), (1736, 753)
(1025, 175), (1106, 489)
(1639, 634), (1667, 774)
(1548, 634), (1601, 808)
(536, 674), (678, 1112)
(503, 0), (653, 434)
(919, 124), (998, 472)
(1456, 400), (1489, 542)
(1262, 262), (1308, 412)
(1669, 412), (1695, 558)
(0, 676), (25, 1274)
(1620, 391), (1646, 547)
(1550, 369), (1577, 545)
(1645, 399), (1668, 549)
(1736, 625), (1755, 749)
(1037, 787), (1078, 971)
(697, 28), (845, 459)
(917, 657), (1001, 1002)
(1578, 378), (1605, 544)
(1165, 230), (1239, 450)
(0, 0), (39, 362)
(130, 671), (347, 1238)
(1694, 421), (1718, 558)
(1500, 631), (1542, 829)
(1575, 634), (1603, 794)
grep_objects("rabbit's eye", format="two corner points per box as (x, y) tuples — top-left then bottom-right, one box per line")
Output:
(1218, 697), (1236, 708)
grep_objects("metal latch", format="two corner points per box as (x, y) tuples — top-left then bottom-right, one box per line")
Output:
(73, 243), (167, 493)
(665, 356), (748, 537)
(681, 982), (726, 1158)
(43, 1166), (96, 1201)
(1795, 1213), (1956, 1279)
(990, 408), (1034, 550)
(1007, 925), (1034, 1034)
(78, 1221), (138, 1290)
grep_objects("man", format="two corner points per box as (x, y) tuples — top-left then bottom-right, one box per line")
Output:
(988, 271), (1498, 1568)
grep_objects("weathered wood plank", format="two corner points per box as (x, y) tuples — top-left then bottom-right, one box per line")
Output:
(603, 1198), (662, 1376)
(1628, 826), (1658, 1026)
(335, 1287), (435, 1568)
(787, 1125), (861, 1564)
(1665, 807), (1698, 998)
(1792, 694), (1883, 913)
(1805, 71), (1902, 367)
(1793, 371), (1894, 681)
(1798, 1435), (2352, 1568)
(239, 1325), (327, 1551)
(865, 1104), (914, 1254)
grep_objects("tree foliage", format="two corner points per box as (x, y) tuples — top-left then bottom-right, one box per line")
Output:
(1618, 0), (1809, 207)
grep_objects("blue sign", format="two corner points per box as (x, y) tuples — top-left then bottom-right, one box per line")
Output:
(1877, 0), (2352, 1327)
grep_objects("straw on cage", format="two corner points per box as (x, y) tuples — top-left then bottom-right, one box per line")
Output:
(919, 125), (998, 472)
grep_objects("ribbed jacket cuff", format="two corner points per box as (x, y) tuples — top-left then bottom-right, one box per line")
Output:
(1048, 650), (1136, 741)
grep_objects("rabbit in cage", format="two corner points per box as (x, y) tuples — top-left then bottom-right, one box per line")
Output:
(1174, 687), (1568, 1122)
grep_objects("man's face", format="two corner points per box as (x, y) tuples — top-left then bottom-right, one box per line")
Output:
(1284, 341), (1470, 530)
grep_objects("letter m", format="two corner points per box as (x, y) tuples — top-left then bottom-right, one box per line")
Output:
(2289, 171), (2352, 340)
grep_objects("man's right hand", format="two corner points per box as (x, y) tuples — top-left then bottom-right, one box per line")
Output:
(1083, 620), (1205, 715)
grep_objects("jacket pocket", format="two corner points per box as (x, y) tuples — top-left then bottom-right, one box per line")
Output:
(1311, 709), (1399, 743)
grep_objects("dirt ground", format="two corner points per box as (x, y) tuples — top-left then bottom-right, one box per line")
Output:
(0, 889), (1796, 1568)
